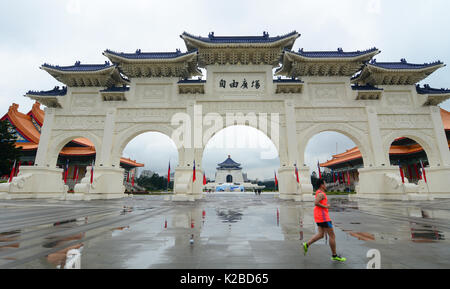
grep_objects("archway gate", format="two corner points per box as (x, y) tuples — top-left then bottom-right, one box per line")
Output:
(2, 31), (450, 201)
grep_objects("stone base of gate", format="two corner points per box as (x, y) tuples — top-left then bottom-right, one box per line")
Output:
(74, 166), (126, 200)
(277, 166), (314, 202)
(171, 167), (203, 202)
(277, 166), (298, 201)
(0, 166), (67, 200)
(296, 167), (315, 202)
(424, 166), (450, 199)
(355, 166), (433, 201)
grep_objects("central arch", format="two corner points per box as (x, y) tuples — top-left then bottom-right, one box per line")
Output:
(202, 125), (280, 193)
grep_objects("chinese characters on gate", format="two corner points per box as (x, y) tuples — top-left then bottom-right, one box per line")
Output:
(219, 79), (261, 90)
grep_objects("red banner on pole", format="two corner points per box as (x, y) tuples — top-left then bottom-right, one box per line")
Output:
(295, 165), (300, 184)
(9, 160), (16, 183)
(90, 162), (94, 185)
(399, 162), (405, 184)
(420, 161), (427, 183)
(193, 160), (196, 183)
(167, 162), (171, 184)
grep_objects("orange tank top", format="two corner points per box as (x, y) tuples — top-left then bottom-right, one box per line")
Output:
(314, 190), (331, 223)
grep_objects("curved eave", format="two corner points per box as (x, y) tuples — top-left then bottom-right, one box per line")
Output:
(284, 49), (380, 63)
(40, 64), (117, 75)
(365, 62), (445, 73)
(422, 93), (450, 106)
(26, 94), (63, 108)
(352, 63), (445, 83)
(40, 65), (129, 87)
(120, 158), (145, 168)
(103, 50), (198, 64)
(276, 50), (379, 77)
(181, 32), (300, 51)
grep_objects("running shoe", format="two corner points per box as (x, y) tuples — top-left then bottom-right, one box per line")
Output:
(303, 243), (308, 256)
(331, 255), (347, 262)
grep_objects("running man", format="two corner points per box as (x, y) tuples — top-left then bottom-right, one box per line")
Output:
(303, 179), (346, 262)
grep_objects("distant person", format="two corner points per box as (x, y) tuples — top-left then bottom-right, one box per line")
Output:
(303, 179), (346, 262)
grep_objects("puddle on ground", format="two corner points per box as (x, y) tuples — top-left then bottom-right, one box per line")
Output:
(410, 223), (445, 242)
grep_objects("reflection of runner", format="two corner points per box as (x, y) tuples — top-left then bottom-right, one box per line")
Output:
(303, 179), (346, 262)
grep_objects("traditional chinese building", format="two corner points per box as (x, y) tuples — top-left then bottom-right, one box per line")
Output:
(205, 155), (264, 192)
(1, 101), (144, 190)
(321, 107), (450, 187)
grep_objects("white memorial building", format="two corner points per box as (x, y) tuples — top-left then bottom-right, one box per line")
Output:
(205, 155), (264, 192)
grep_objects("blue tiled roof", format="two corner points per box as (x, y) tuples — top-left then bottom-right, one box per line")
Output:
(100, 86), (130, 92)
(41, 61), (114, 72)
(369, 58), (444, 70)
(104, 49), (197, 60)
(352, 85), (383, 91)
(181, 31), (299, 44)
(27, 86), (67, 96)
(292, 47), (379, 58)
(416, 84), (450, 95)
(218, 156), (241, 168)
(178, 78), (206, 84)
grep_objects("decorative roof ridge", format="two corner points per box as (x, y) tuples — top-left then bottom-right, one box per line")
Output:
(41, 61), (115, 71)
(217, 155), (241, 167)
(181, 31), (300, 44)
(368, 58), (445, 69)
(104, 48), (198, 59)
(182, 30), (298, 39)
(416, 84), (450, 94)
(2, 103), (40, 143)
(292, 47), (379, 57)
(26, 86), (68, 96)
(27, 101), (45, 126)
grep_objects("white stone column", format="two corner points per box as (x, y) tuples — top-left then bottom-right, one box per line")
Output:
(35, 107), (56, 167)
(417, 107), (450, 199)
(430, 106), (450, 166)
(98, 108), (116, 167)
(278, 100), (306, 200)
(366, 106), (386, 167)
(172, 101), (199, 201)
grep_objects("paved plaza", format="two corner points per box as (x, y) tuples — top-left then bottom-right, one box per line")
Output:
(0, 194), (449, 269)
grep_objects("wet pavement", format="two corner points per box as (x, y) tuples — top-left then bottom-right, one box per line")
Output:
(0, 194), (449, 269)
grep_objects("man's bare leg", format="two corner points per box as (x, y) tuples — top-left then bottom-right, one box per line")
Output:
(307, 226), (325, 247)
(325, 228), (337, 256)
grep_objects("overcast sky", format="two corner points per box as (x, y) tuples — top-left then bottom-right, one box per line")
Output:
(2, 0), (450, 180)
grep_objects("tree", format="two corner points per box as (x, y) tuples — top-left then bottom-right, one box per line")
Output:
(137, 172), (170, 191)
(0, 120), (23, 176)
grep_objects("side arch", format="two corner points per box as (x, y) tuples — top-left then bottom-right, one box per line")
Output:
(382, 130), (439, 166)
(47, 131), (103, 168)
(297, 123), (374, 167)
(111, 123), (178, 167)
